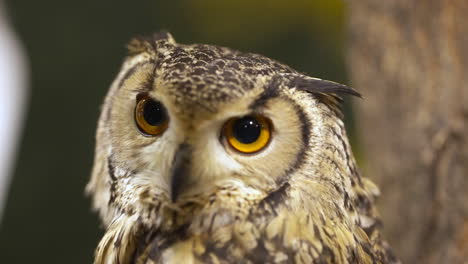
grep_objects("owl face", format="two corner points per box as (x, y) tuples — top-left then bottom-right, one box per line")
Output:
(88, 32), (359, 227)
(110, 68), (305, 202)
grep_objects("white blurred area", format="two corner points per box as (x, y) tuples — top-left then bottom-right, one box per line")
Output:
(0, 3), (28, 221)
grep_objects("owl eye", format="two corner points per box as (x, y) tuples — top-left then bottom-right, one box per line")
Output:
(223, 115), (272, 153)
(134, 93), (169, 136)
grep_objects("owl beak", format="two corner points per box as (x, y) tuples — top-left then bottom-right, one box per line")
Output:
(170, 143), (192, 202)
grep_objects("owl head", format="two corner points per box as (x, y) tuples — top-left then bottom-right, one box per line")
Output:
(87, 32), (360, 230)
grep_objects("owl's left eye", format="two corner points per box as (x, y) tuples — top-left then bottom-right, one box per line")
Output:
(134, 93), (169, 136)
(223, 115), (272, 153)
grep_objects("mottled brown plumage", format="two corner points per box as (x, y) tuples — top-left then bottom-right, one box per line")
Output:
(87, 32), (398, 264)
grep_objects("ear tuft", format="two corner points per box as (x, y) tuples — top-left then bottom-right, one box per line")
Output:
(290, 76), (362, 98)
(150, 31), (176, 43)
(126, 31), (176, 55)
(273, 74), (362, 118)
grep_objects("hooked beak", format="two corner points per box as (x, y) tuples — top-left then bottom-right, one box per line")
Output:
(170, 143), (192, 202)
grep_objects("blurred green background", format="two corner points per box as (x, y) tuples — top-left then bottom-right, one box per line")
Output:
(0, 1), (352, 262)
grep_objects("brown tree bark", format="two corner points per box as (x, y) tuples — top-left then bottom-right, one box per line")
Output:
(347, 1), (468, 263)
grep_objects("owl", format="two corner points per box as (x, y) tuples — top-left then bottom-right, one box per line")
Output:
(87, 32), (398, 264)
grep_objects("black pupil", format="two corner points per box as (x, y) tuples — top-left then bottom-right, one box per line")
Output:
(233, 116), (262, 144)
(143, 99), (166, 126)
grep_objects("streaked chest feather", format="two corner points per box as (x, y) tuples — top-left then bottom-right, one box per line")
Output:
(135, 206), (373, 264)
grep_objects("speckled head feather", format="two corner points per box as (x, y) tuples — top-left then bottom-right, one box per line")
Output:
(87, 32), (398, 264)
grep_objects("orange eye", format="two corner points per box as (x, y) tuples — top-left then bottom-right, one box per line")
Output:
(134, 93), (169, 136)
(223, 115), (272, 153)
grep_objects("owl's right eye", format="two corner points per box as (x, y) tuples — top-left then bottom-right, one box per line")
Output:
(134, 93), (169, 136)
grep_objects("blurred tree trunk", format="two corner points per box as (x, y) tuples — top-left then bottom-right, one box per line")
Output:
(347, 1), (468, 263)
